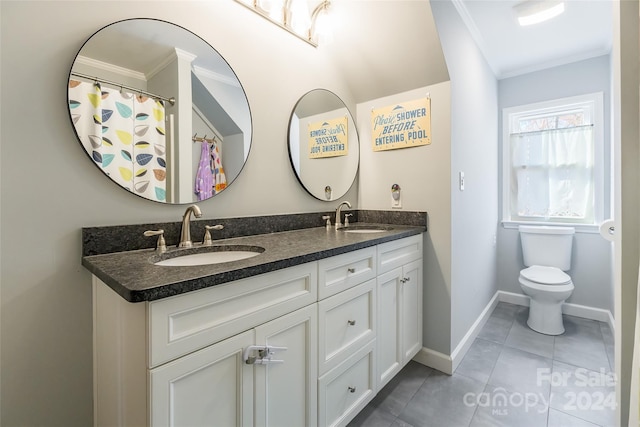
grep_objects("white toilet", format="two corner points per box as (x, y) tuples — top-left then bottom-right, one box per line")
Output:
(518, 225), (575, 335)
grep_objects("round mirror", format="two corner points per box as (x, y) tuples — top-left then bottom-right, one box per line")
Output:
(67, 19), (252, 204)
(288, 89), (359, 201)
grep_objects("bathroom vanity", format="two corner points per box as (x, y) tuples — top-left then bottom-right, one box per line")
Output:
(83, 213), (425, 427)
(70, 16), (427, 427)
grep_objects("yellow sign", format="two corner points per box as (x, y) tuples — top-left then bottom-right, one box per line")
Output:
(308, 116), (348, 158)
(371, 97), (431, 151)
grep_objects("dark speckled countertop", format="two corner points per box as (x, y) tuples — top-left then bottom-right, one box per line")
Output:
(82, 222), (425, 303)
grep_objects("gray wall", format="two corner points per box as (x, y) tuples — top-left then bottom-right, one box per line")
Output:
(357, 83), (452, 355)
(430, 0), (499, 353)
(497, 55), (614, 313)
(0, 1), (447, 424)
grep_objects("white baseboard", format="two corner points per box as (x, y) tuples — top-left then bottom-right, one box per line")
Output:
(496, 291), (529, 307)
(450, 292), (500, 372)
(496, 291), (615, 332)
(413, 347), (452, 375)
(415, 290), (615, 376)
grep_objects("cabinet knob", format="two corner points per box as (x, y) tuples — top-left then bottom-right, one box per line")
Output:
(347, 268), (356, 273)
(347, 319), (356, 326)
(348, 386), (356, 393)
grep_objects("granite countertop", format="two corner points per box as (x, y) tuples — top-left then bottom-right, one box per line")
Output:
(82, 223), (425, 303)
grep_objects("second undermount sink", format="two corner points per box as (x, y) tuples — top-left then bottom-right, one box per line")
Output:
(153, 245), (264, 267)
(340, 225), (394, 234)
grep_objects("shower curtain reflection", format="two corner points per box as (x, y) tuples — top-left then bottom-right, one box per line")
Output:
(68, 79), (167, 202)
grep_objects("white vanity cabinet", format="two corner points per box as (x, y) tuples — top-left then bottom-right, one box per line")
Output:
(93, 262), (317, 427)
(375, 235), (423, 389)
(149, 303), (318, 427)
(92, 233), (423, 427)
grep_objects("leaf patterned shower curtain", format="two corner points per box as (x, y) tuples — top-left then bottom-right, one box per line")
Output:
(68, 79), (167, 202)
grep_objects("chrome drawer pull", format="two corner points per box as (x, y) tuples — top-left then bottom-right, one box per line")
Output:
(348, 386), (356, 393)
(347, 320), (356, 326)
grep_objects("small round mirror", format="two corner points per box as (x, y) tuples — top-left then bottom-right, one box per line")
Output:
(67, 19), (252, 204)
(288, 89), (359, 201)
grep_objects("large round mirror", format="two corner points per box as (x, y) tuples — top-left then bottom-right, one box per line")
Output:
(288, 89), (359, 201)
(67, 19), (252, 204)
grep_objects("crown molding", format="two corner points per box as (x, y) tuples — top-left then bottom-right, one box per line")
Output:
(75, 55), (146, 82)
(192, 65), (241, 88)
(450, 0), (501, 77)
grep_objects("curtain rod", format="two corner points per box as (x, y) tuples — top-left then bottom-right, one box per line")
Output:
(511, 123), (593, 137)
(70, 71), (176, 106)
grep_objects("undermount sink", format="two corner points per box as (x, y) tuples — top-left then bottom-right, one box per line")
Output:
(340, 225), (393, 234)
(153, 245), (264, 267)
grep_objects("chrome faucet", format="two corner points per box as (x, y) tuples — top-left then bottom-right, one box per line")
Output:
(178, 204), (203, 248)
(335, 201), (352, 230)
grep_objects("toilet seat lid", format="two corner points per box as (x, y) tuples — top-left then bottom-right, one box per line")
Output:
(520, 266), (571, 285)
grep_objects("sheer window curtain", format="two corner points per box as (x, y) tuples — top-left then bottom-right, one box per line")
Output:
(510, 126), (595, 222)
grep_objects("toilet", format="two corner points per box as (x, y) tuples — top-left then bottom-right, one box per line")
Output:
(518, 225), (575, 335)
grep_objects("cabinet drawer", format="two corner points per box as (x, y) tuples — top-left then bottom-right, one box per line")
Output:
(318, 247), (376, 300)
(318, 280), (375, 375)
(148, 262), (317, 368)
(377, 234), (422, 274)
(318, 341), (376, 427)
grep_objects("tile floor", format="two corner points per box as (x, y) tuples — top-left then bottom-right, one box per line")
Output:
(348, 302), (616, 427)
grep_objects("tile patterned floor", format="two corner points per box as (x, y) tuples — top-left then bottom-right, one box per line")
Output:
(348, 302), (616, 427)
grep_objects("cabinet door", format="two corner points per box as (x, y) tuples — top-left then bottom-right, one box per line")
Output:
(400, 259), (422, 362)
(149, 330), (254, 427)
(254, 304), (318, 427)
(376, 268), (402, 389)
(376, 259), (423, 389)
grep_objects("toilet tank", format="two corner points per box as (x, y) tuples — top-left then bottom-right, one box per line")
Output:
(519, 225), (575, 270)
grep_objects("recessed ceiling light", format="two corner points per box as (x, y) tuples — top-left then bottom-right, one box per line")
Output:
(515, 0), (565, 26)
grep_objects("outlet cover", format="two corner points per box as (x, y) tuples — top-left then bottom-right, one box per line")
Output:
(391, 194), (402, 209)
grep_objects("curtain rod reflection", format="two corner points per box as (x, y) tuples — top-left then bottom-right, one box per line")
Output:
(70, 71), (176, 106)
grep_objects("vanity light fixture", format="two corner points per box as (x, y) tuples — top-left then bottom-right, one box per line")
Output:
(310, 0), (332, 45)
(234, 0), (332, 47)
(514, 0), (565, 26)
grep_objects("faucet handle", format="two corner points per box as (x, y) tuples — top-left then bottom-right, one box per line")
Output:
(344, 213), (353, 227)
(322, 215), (331, 229)
(144, 229), (166, 253)
(203, 224), (224, 246)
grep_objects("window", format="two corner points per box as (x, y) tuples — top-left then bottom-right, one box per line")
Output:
(502, 93), (604, 228)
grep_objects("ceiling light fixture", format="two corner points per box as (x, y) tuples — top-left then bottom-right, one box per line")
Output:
(234, 0), (332, 47)
(514, 0), (565, 26)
